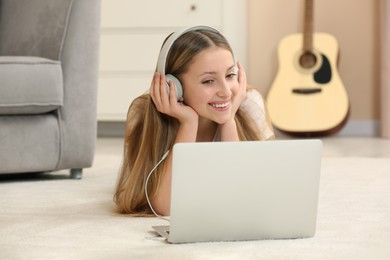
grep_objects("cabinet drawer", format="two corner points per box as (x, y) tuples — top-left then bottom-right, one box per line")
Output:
(98, 75), (151, 121)
(102, 0), (223, 28)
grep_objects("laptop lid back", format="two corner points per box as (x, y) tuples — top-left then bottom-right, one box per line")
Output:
(168, 139), (322, 243)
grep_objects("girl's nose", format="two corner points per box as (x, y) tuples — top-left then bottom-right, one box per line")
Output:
(217, 80), (232, 98)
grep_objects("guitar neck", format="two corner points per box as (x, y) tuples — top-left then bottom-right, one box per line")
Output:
(303, 0), (314, 52)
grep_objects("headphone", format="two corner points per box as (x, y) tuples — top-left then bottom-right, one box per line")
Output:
(156, 25), (220, 101)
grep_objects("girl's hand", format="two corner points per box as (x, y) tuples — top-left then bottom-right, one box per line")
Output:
(230, 61), (247, 117)
(150, 72), (198, 125)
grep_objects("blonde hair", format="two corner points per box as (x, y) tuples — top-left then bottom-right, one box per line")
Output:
(114, 29), (265, 215)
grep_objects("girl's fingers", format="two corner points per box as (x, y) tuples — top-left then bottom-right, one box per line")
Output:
(150, 72), (160, 102)
(237, 61), (246, 84)
(237, 62), (248, 94)
(160, 74), (170, 109)
(151, 72), (167, 113)
(150, 72), (186, 118)
(150, 73), (177, 114)
(169, 78), (178, 102)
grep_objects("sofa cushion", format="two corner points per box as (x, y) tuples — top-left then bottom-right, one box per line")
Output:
(0, 114), (61, 173)
(0, 56), (63, 115)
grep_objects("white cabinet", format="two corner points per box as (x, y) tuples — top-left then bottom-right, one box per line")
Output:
(98, 0), (247, 121)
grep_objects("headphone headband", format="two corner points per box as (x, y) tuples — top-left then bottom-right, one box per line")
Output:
(156, 25), (220, 74)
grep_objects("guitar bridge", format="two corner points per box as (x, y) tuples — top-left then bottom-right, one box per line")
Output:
(292, 88), (322, 94)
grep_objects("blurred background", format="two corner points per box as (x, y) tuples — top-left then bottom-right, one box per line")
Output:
(97, 0), (387, 138)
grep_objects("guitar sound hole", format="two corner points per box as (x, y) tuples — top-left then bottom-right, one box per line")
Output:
(299, 52), (317, 68)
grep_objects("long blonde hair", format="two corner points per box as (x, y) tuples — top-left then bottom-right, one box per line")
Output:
(114, 29), (265, 215)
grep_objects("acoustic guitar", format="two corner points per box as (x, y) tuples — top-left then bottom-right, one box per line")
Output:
(266, 0), (349, 136)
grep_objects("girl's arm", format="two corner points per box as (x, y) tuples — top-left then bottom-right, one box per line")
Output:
(149, 72), (199, 216)
(151, 121), (198, 216)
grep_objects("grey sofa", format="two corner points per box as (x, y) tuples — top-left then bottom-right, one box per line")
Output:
(0, 0), (101, 178)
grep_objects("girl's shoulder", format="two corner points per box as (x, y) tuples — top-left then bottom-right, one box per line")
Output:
(241, 88), (266, 112)
(241, 87), (275, 140)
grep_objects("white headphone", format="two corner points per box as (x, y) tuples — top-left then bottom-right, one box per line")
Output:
(156, 25), (220, 101)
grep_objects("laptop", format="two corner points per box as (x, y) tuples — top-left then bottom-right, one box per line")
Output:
(152, 139), (322, 243)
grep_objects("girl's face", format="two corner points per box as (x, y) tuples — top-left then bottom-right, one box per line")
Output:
(181, 46), (238, 125)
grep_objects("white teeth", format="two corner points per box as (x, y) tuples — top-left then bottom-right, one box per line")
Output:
(211, 102), (229, 108)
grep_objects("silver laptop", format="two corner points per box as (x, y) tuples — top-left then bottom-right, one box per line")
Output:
(153, 139), (322, 243)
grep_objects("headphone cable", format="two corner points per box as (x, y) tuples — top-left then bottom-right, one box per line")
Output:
(145, 150), (171, 222)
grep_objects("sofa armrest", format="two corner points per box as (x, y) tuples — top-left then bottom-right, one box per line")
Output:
(0, 56), (63, 115)
(56, 0), (101, 170)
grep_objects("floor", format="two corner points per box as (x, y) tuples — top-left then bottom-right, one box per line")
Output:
(1, 136), (389, 259)
(315, 136), (390, 158)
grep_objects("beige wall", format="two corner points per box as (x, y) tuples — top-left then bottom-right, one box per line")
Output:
(247, 0), (380, 121)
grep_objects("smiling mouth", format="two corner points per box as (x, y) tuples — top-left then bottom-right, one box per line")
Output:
(209, 101), (230, 110)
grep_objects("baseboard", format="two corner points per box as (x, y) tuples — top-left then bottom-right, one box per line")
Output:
(337, 120), (380, 137)
(97, 121), (126, 137)
(274, 120), (380, 138)
(97, 120), (381, 138)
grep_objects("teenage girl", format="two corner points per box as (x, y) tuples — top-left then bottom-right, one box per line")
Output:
(114, 26), (274, 216)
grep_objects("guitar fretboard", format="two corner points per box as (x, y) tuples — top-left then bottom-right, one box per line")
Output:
(303, 0), (314, 53)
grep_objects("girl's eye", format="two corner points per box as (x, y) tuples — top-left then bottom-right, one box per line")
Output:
(227, 73), (237, 79)
(202, 79), (214, 85)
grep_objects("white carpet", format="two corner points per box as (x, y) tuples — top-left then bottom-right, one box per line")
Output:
(1, 153), (390, 259)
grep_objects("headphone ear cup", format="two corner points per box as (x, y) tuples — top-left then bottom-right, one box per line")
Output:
(165, 74), (184, 101)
